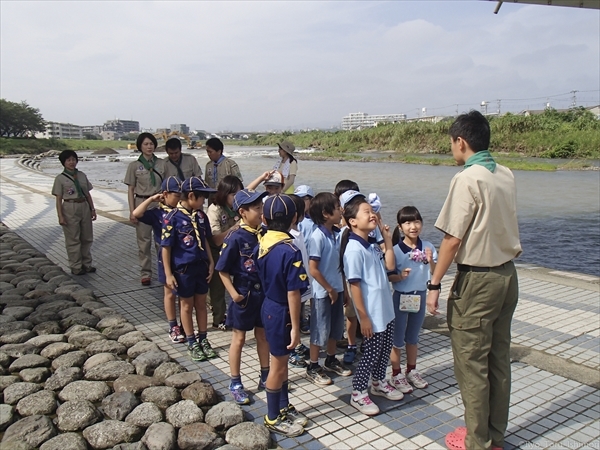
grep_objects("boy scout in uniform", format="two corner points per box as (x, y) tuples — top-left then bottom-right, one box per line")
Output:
(124, 132), (166, 285)
(205, 137), (243, 191)
(427, 111), (521, 450)
(163, 137), (202, 181)
(52, 150), (97, 275)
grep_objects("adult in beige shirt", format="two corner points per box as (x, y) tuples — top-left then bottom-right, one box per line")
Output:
(124, 132), (166, 285)
(427, 111), (522, 450)
(205, 138), (242, 191)
(163, 137), (202, 181)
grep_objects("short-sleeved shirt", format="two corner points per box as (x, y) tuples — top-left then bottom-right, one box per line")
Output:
(138, 205), (173, 245)
(160, 208), (212, 267)
(343, 232), (394, 333)
(215, 227), (261, 297)
(163, 154), (202, 181)
(299, 216), (316, 244)
(206, 204), (239, 235)
(257, 232), (309, 305)
(124, 158), (166, 196)
(52, 171), (92, 199)
(205, 156), (242, 189)
(308, 225), (343, 298)
(435, 164), (522, 267)
(391, 238), (437, 293)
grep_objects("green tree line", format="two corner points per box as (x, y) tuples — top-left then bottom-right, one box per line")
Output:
(0, 99), (46, 137)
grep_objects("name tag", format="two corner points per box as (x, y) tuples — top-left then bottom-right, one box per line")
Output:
(399, 294), (420, 313)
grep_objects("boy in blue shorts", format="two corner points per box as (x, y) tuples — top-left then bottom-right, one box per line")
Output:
(257, 194), (309, 437)
(306, 192), (352, 385)
(133, 176), (185, 343)
(162, 176), (218, 361)
(216, 188), (270, 405)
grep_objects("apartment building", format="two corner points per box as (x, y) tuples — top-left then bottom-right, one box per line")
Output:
(35, 122), (83, 139)
(341, 112), (407, 130)
(103, 119), (140, 134)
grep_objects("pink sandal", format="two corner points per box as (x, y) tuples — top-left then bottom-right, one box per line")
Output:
(447, 428), (502, 450)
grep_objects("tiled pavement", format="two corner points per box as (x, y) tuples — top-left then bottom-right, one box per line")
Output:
(1, 157), (599, 450)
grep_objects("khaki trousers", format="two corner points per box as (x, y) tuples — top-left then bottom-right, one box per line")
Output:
(134, 197), (155, 278)
(61, 201), (93, 271)
(208, 245), (226, 325)
(447, 261), (519, 450)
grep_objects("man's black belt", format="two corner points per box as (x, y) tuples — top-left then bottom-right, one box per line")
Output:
(457, 263), (508, 272)
(135, 194), (152, 199)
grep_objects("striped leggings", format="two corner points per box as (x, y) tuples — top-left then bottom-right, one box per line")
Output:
(352, 320), (395, 392)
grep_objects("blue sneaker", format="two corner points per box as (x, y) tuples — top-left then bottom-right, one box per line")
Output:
(295, 343), (310, 359)
(289, 351), (307, 368)
(229, 383), (250, 405)
(343, 347), (357, 365)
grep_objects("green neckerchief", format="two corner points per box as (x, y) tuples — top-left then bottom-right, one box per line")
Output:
(62, 168), (84, 198)
(223, 205), (238, 219)
(258, 230), (293, 259)
(168, 157), (185, 181)
(464, 150), (496, 172)
(177, 202), (203, 250)
(138, 154), (159, 186)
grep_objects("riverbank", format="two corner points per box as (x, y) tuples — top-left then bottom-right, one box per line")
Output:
(0, 138), (131, 156)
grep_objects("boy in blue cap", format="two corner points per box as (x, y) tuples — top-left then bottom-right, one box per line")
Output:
(216, 188), (270, 405)
(162, 176), (218, 361)
(133, 176), (185, 343)
(257, 194), (310, 437)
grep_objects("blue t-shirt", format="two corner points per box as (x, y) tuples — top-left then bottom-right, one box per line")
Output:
(343, 232), (394, 333)
(161, 208), (212, 267)
(308, 225), (343, 298)
(299, 216), (316, 244)
(215, 227), (261, 297)
(257, 232), (309, 305)
(391, 238), (437, 293)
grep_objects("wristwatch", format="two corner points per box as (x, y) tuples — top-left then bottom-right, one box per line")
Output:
(427, 281), (441, 291)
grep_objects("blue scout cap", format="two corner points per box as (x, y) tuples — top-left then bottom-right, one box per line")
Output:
(294, 185), (314, 198)
(181, 176), (217, 194)
(263, 194), (296, 221)
(340, 190), (365, 208)
(161, 176), (182, 193)
(233, 189), (267, 211)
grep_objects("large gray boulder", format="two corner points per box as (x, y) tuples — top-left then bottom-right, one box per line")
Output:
(0, 351), (11, 367)
(3, 306), (34, 320)
(3, 382), (42, 404)
(40, 342), (76, 359)
(26, 334), (65, 348)
(51, 350), (87, 370)
(165, 400), (204, 428)
(133, 351), (169, 376)
(204, 401), (244, 431)
(126, 341), (159, 359)
(181, 381), (218, 407)
(32, 321), (62, 335)
(164, 371), (201, 389)
(1, 415), (57, 448)
(85, 304), (112, 315)
(58, 306), (86, 319)
(83, 352), (119, 372)
(60, 312), (99, 329)
(140, 386), (180, 410)
(102, 322), (136, 340)
(96, 315), (128, 329)
(44, 366), (82, 390)
(0, 329), (36, 344)
(1, 338), (41, 357)
(26, 310), (62, 325)
(16, 389), (57, 416)
(225, 422), (271, 450)
(64, 324), (96, 337)
(0, 375), (20, 392)
(113, 374), (161, 395)
(0, 403), (15, 431)
(177, 423), (219, 450)
(110, 443), (147, 450)
(68, 330), (107, 348)
(36, 300), (76, 313)
(58, 379), (111, 402)
(56, 400), (102, 431)
(85, 360), (135, 381)
(153, 362), (186, 383)
(118, 331), (147, 348)
(19, 367), (51, 383)
(69, 288), (95, 304)
(82, 420), (144, 449)
(86, 340), (127, 356)
(39, 433), (88, 450)
(102, 391), (140, 421)
(125, 402), (163, 428)
(0, 321), (34, 335)
(9, 354), (50, 371)
(142, 422), (176, 450)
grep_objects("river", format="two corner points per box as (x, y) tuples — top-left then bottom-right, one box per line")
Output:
(40, 146), (600, 276)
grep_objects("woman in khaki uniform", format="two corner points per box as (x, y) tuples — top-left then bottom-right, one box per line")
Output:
(52, 150), (97, 275)
(124, 132), (166, 285)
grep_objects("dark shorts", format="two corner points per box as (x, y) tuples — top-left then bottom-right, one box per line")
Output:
(261, 298), (292, 357)
(226, 288), (264, 331)
(158, 259), (166, 284)
(174, 262), (209, 298)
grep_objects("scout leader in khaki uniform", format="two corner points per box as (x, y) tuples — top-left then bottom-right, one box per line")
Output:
(52, 150), (97, 275)
(204, 137), (242, 194)
(124, 132), (166, 285)
(163, 137), (202, 181)
(427, 111), (522, 450)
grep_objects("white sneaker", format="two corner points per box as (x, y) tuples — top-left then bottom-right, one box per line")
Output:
(407, 370), (428, 389)
(370, 379), (404, 401)
(391, 372), (414, 394)
(350, 391), (380, 416)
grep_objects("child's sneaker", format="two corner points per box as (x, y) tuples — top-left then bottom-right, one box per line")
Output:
(295, 343), (310, 359)
(343, 347), (357, 365)
(199, 338), (218, 359)
(288, 352), (307, 368)
(306, 365), (332, 386)
(407, 370), (428, 389)
(264, 414), (304, 437)
(350, 391), (380, 416)
(187, 342), (207, 361)
(281, 404), (308, 426)
(370, 379), (404, 401)
(229, 382), (250, 405)
(323, 358), (352, 376)
(169, 325), (185, 344)
(391, 372), (414, 394)
(257, 376), (267, 391)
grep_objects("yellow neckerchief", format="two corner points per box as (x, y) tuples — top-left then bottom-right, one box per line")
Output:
(160, 202), (174, 213)
(258, 230), (293, 259)
(177, 202), (203, 250)
(239, 220), (261, 237)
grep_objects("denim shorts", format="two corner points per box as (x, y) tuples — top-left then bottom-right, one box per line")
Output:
(173, 262), (209, 298)
(392, 290), (426, 348)
(261, 298), (292, 357)
(310, 292), (345, 347)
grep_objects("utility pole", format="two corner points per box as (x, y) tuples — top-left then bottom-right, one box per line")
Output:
(496, 99), (501, 115)
(570, 90), (578, 108)
(455, 104), (459, 116)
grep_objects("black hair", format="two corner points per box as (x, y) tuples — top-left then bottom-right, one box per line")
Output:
(206, 137), (224, 152)
(265, 216), (295, 233)
(214, 175), (244, 207)
(185, 191), (208, 200)
(392, 206), (423, 246)
(448, 110), (490, 152)
(289, 194), (305, 226)
(238, 197), (263, 212)
(339, 196), (369, 272)
(58, 150), (78, 166)
(309, 192), (339, 225)
(334, 180), (360, 198)
(165, 137), (182, 151)
(136, 132), (158, 151)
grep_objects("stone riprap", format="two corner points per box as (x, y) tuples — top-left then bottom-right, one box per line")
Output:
(0, 224), (271, 449)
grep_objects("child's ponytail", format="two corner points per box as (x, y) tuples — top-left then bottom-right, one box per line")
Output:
(391, 226), (401, 247)
(339, 227), (351, 273)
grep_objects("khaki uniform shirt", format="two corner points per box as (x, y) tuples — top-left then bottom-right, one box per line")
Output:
(163, 153), (202, 180)
(435, 164), (522, 267)
(52, 171), (93, 199)
(205, 157), (242, 189)
(124, 158), (166, 196)
(206, 204), (239, 235)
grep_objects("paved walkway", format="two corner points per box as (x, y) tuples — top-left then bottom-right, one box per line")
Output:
(1, 157), (598, 450)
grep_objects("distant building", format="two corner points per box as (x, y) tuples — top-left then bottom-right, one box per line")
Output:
(170, 124), (190, 135)
(82, 125), (103, 136)
(342, 112), (406, 130)
(100, 131), (119, 141)
(35, 122), (83, 139)
(103, 119), (139, 134)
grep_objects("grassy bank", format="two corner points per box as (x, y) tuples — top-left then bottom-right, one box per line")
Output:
(0, 138), (131, 156)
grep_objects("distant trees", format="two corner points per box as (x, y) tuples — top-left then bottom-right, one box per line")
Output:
(0, 99), (46, 137)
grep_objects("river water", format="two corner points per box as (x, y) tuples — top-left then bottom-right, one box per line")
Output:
(40, 146), (600, 276)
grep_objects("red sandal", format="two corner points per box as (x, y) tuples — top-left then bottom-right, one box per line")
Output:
(446, 429), (503, 450)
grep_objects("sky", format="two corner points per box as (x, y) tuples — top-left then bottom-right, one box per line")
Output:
(1, 1), (598, 132)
